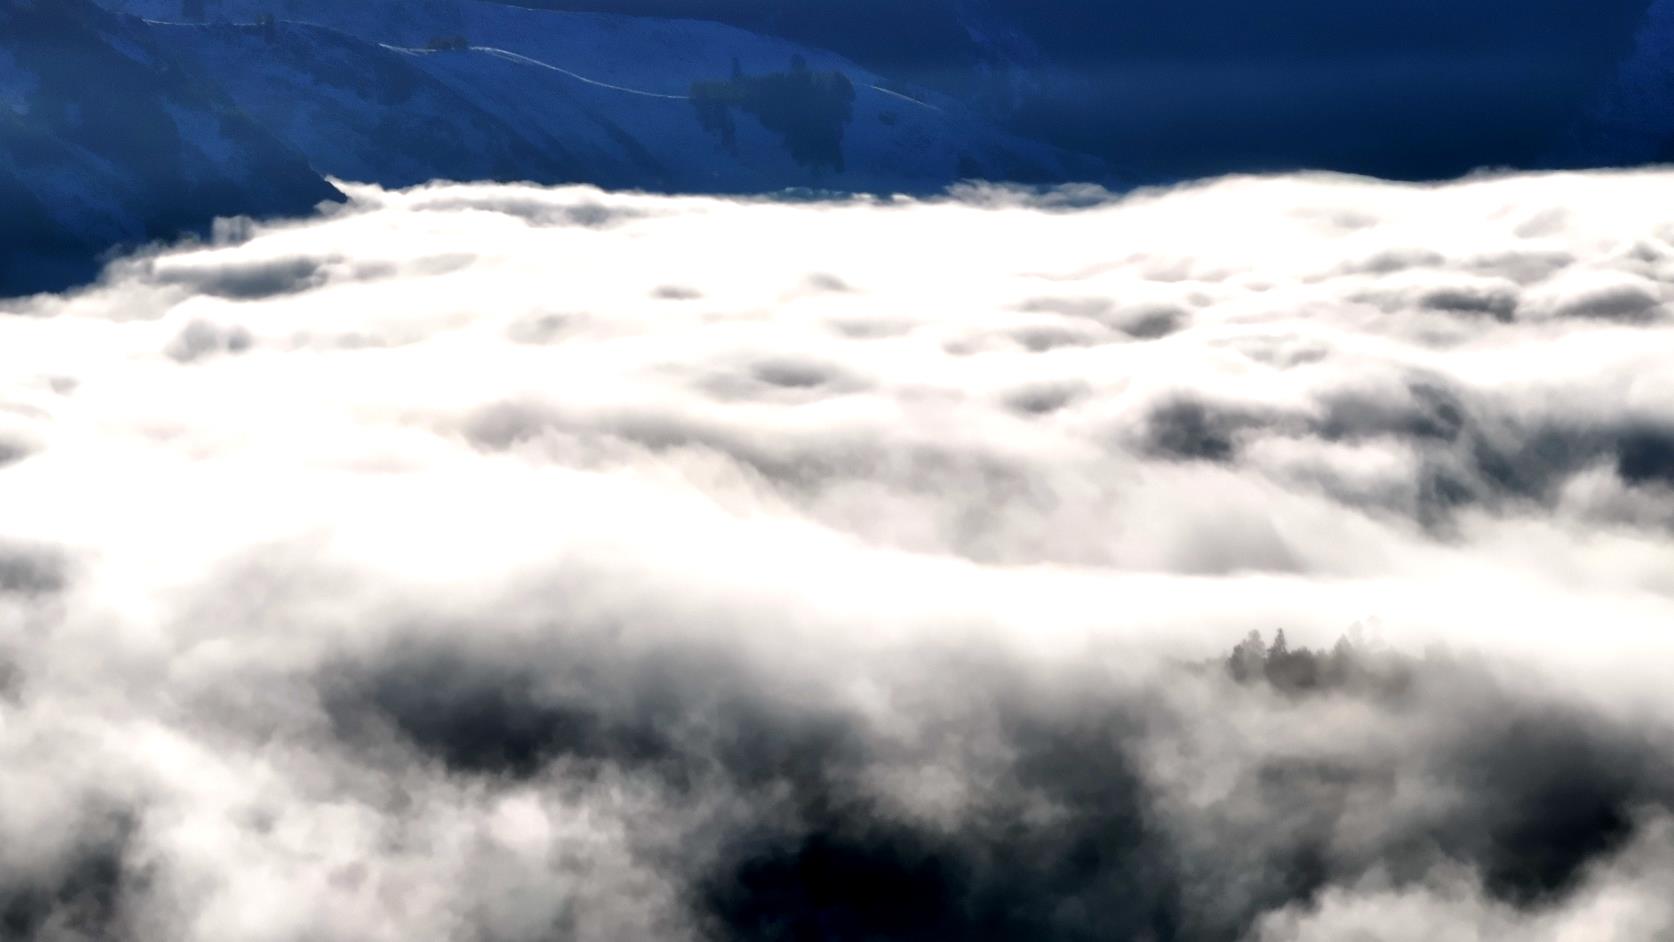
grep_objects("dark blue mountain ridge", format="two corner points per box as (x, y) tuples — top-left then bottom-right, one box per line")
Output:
(0, 0), (341, 295)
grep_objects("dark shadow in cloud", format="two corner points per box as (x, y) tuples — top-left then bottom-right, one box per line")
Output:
(1011, 297), (1185, 343)
(1349, 279), (1522, 322)
(1340, 248), (1449, 277)
(1, 817), (134, 942)
(1466, 424), (1649, 508)
(1136, 379), (1674, 531)
(1465, 249), (1575, 286)
(0, 543), (67, 597)
(1452, 704), (1654, 905)
(1231, 336), (1332, 370)
(1417, 284), (1519, 321)
(751, 359), (837, 391)
(704, 753), (1178, 942)
(1141, 398), (1255, 463)
(412, 195), (644, 229)
(319, 635), (866, 797)
(151, 255), (333, 301)
(707, 829), (973, 942)
(1006, 383), (1084, 416)
(698, 360), (870, 403)
(1379, 412), (1674, 527)
(322, 649), (680, 779)
(702, 683), (1185, 942)
(1316, 380), (1469, 446)
(826, 318), (912, 340)
(944, 182), (1121, 213)
(1114, 305), (1189, 339)
(0, 438), (31, 468)
(1011, 323), (1108, 352)
(1552, 281), (1663, 323)
(1617, 426), (1674, 487)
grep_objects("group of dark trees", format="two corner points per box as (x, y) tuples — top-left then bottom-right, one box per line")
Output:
(178, 2), (277, 41)
(1223, 628), (1416, 698)
(179, 1), (278, 41)
(690, 55), (855, 174)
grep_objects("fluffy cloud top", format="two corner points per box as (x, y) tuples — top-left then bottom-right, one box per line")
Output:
(1, 169), (1673, 941)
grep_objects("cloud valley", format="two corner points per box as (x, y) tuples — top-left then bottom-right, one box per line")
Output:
(2, 169), (1674, 940)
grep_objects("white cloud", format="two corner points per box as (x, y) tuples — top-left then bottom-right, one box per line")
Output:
(1, 169), (1673, 940)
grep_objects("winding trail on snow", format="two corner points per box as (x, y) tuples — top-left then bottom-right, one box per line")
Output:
(866, 83), (942, 113)
(469, 45), (693, 100)
(383, 42), (942, 113)
(151, 19), (943, 114)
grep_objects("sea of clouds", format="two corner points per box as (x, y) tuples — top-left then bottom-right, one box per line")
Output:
(2, 169), (1674, 940)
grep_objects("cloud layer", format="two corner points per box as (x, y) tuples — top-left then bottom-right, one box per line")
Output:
(2, 169), (1674, 940)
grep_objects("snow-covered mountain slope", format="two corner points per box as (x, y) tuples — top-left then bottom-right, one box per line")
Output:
(0, 0), (341, 297)
(140, 20), (599, 189)
(3, 0), (1106, 295)
(391, 9), (1094, 194)
(103, 0), (1108, 194)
